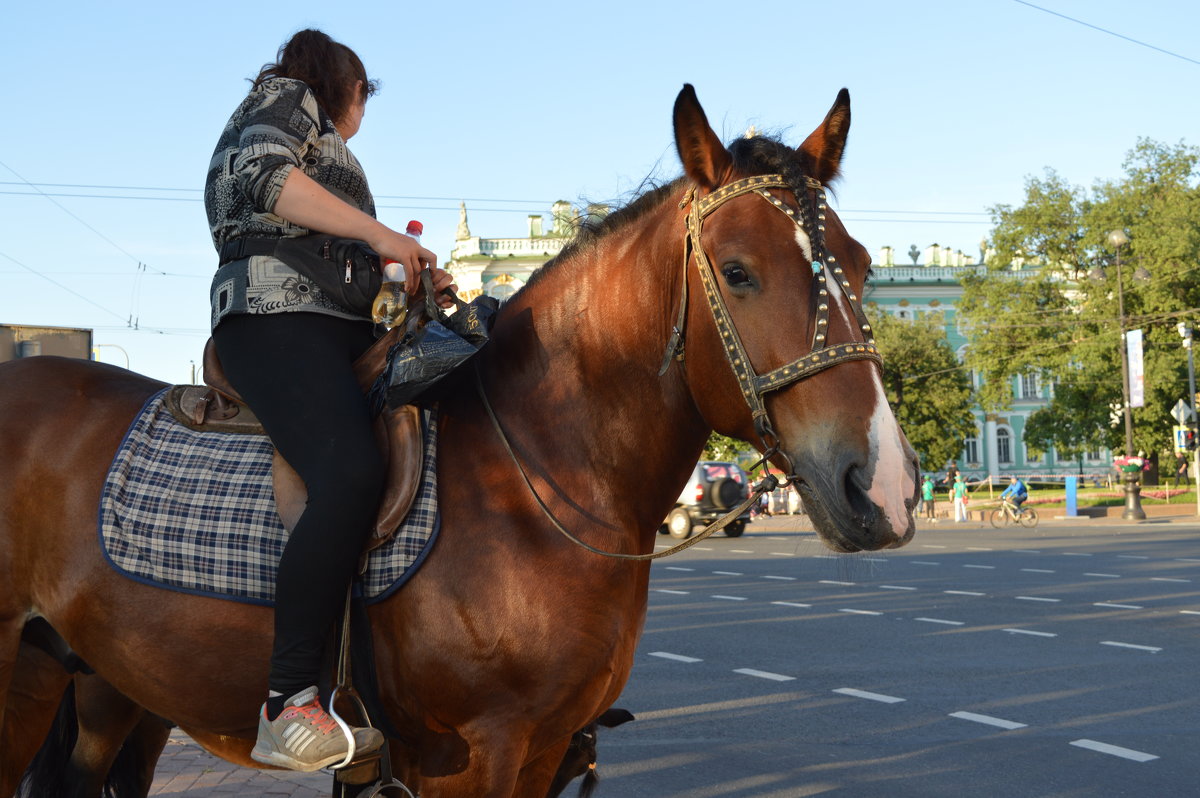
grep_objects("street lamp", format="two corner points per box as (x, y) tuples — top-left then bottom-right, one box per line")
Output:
(1091, 229), (1147, 520)
(1178, 321), (1199, 516)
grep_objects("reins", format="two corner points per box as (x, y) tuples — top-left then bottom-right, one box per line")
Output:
(474, 170), (881, 561)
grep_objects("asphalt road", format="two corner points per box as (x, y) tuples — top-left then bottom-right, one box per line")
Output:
(588, 515), (1200, 797)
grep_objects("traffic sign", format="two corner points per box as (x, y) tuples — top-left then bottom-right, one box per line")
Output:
(1171, 399), (1195, 424)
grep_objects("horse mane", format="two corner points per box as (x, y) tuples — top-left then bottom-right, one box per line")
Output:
(519, 135), (822, 295)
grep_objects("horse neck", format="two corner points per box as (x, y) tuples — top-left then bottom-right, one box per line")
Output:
(476, 195), (710, 534)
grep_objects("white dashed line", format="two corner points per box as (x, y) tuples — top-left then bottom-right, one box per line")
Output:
(1084, 573), (1121, 578)
(711, 595), (747, 601)
(693, 547), (714, 551)
(734, 668), (795, 682)
(922, 544), (948, 549)
(649, 651), (702, 663)
(1117, 555), (1149, 560)
(664, 566), (695, 572)
(912, 561), (941, 566)
(713, 571), (742, 576)
(879, 585), (917, 591)
(730, 549), (754, 554)
(1022, 568), (1056, 573)
(768, 552), (795, 557)
(1070, 739), (1158, 762)
(1013, 549), (1041, 554)
(1016, 596), (1061, 603)
(833, 688), (905, 703)
(772, 601), (812, 609)
(945, 590), (986, 596)
(654, 589), (690, 595)
(949, 711), (1027, 730)
(1180, 610), (1200, 616)
(966, 547), (993, 551)
(762, 575), (797, 581)
(963, 564), (996, 570)
(1063, 553), (1093, 557)
(1003, 628), (1057, 638)
(1095, 602), (1143, 609)
(1151, 577), (1190, 583)
(1175, 558), (1200, 563)
(821, 580), (856, 586)
(916, 618), (964, 626)
(1100, 641), (1162, 653)
(839, 609), (883, 616)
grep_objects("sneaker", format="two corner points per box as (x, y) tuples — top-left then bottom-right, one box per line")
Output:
(251, 686), (384, 772)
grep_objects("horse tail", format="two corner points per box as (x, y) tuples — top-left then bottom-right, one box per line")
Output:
(577, 766), (600, 798)
(17, 682), (79, 798)
(16, 681), (151, 798)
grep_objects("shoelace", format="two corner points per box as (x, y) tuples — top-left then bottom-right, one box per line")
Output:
(281, 702), (340, 735)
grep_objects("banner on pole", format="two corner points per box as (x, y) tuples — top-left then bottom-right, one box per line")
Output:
(1127, 328), (1145, 408)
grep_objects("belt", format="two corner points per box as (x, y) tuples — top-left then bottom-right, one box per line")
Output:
(218, 238), (282, 266)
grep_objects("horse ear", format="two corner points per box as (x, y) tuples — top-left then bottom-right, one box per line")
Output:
(673, 84), (732, 190)
(797, 88), (851, 184)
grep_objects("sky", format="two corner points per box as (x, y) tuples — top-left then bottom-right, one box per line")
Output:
(3, 0), (1198, 384)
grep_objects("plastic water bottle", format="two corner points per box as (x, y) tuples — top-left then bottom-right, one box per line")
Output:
(372, 220), (424, 327)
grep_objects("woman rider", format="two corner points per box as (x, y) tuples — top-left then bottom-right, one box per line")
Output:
(205, 28), (454, 772)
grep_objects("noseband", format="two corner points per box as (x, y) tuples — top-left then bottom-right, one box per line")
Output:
(658, 173), (882, 471)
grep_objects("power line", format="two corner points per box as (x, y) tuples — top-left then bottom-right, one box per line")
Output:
(1011, 0), (1200, 67)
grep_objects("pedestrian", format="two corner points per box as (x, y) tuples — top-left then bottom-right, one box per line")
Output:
(952, 475), (968, 522)
(922, 475), (936, 522)
(205, 28), (456, 772)
(1174, 452), (1188, 488)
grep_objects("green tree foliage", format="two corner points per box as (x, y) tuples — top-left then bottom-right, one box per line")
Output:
(866, 307), (976, 471)
(702, 432), (746, 463)
(958, 139), (1200, 458)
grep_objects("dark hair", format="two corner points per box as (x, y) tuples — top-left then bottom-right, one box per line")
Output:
(252, 29), (379, 126)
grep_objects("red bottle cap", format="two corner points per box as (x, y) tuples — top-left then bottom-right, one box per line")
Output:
(406, 220), (423, 236)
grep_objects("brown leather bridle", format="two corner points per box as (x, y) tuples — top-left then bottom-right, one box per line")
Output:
(659, 173), (882, 474)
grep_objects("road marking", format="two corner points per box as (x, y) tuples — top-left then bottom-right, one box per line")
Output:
(949, 711), (1027, 730)
(839, 609), (883, 616)
(879, 585), (917, 591)
(734, 668), (794, 682)
(649, 651), (702, 663)
(1096, 602), (1143, 609)
(664, 566), (695, 572)
(1175, 558), (1200, 563)
(1117, 555), (1149, 560)
(833, 688), (905, 704)
(713, 571), (742, 576)
(945, 590), (986, 596)
(1063, 552), (1093, 557)
(922, 544), (948, 549)
(912, 561), (941, 566)
(654, 589), (690, 595)
(772, 601), (813, 608)
(1151, 577), (1190, 583)
(768, 552), (795, 557)
(731, 549), (754, 554)
(1084, 573), (1121, 578)
(762, 575), (797, 581)
(966, 547), (993, 551)
(1100, 641), (1162, 653)
(1013, 549), (1041, 554)
(1016, 596), (1061, 603)
(821, 580), (856, 585)
(863, 557), (888, 562)
(1022, 568), (1056, 573)
(963, 564), (996, 570)
(1180, 610), (1200, 616)
(1003, 628), (1057, 638)
(693, 547), (714, 551)
(712, 595), (748, 601)
(916, 617), (964, 626)
(1069, 739), (1158, 762)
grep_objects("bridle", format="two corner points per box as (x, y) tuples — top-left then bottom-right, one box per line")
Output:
(659, 173), (882, 476)
(474, 171), (885, 561)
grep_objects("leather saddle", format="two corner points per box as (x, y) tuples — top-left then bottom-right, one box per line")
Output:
(163, 325), (420, 553)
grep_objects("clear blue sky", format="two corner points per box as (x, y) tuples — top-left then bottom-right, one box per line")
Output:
(3, 0), (1197, 383)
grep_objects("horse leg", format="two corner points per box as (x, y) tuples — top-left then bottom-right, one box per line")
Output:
(1, 642), (72, 796)
(73, 672), (169, 798)
(520, 737), (573, 798)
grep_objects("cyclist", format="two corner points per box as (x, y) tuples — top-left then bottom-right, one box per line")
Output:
(1000, 476), (1029, 516)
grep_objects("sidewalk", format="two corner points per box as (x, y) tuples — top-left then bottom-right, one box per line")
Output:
(150, 730), (331, 797)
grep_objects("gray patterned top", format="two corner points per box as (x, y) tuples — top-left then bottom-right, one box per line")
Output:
(205, 77), (375, 329)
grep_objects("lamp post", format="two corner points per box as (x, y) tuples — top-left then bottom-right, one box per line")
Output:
(1103, 229), (1146, 520)
(1179, 322), (1199, 516)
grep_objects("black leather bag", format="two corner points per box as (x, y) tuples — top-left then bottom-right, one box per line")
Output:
(219, 235), (382, 316)
(383, 271), (498, 408)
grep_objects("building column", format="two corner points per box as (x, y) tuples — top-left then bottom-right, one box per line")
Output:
(985, 417), (999, 484)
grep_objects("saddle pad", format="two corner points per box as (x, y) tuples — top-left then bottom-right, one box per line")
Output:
(99, 389), (439, 605)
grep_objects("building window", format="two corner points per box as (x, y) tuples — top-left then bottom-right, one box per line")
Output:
(1087, 447), (1103, 462)
(963, 435), (979, 465)
(1020, 373), (1040, 399)
(997, 428), (1012, 464)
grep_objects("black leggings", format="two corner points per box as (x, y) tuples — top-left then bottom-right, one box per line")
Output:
(213, 312), (384, 697)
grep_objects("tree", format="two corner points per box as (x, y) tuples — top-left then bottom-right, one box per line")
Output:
(958, 139), (1200, 459)
(866, 307), (976, 471)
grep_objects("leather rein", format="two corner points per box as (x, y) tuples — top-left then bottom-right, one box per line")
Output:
(475, 172), (883, 561)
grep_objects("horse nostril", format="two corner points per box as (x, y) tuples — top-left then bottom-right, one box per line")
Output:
(842, 460), (876, 519)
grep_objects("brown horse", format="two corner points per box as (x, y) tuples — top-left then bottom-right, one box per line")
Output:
(0, 84), (918, 797)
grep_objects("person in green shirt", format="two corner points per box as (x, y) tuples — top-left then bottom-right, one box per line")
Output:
(921, 475), (936, 522)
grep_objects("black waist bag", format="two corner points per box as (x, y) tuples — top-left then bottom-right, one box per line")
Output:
(219, 235), (382, 316)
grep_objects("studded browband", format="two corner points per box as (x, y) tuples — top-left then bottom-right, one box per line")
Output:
(659, 172), (882, 452)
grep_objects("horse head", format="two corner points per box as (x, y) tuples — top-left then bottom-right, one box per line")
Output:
(670, 84), (919, 552)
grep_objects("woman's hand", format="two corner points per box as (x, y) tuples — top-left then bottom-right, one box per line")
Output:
(370, 230), (457, 308)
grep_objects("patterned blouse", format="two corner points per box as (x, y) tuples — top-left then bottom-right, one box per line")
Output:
(205, 77), (375, 329)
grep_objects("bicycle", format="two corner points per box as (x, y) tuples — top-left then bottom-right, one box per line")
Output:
(989, 498), (1038, 528)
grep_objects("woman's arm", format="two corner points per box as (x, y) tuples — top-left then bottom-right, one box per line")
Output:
(274, 168), (454, 301)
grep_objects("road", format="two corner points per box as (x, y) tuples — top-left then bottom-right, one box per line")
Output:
(149, 514), (1200, 797)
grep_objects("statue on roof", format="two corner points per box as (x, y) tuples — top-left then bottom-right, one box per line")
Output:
(456, 202), (471, 241)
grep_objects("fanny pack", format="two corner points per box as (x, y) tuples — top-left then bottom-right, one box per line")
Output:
(219, 235), (382, 316)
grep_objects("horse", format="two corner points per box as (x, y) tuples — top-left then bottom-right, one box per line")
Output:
(0, 84), (919, 797)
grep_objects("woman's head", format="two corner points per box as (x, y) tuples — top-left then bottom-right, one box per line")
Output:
(253, 29), (379, 138)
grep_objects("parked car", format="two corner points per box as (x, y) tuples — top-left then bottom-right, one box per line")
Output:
(661, 461), (752, 539)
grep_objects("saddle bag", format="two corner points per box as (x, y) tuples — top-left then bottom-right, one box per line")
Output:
(219, 235), (382, 316)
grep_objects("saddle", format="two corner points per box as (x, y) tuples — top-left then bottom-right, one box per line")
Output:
(163, 325), (420, 553)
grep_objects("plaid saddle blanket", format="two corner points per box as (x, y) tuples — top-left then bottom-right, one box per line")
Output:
(99, 389), (439, 605)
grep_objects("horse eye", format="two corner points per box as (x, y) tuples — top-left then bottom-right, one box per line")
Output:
(721, 262), (752, 287)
